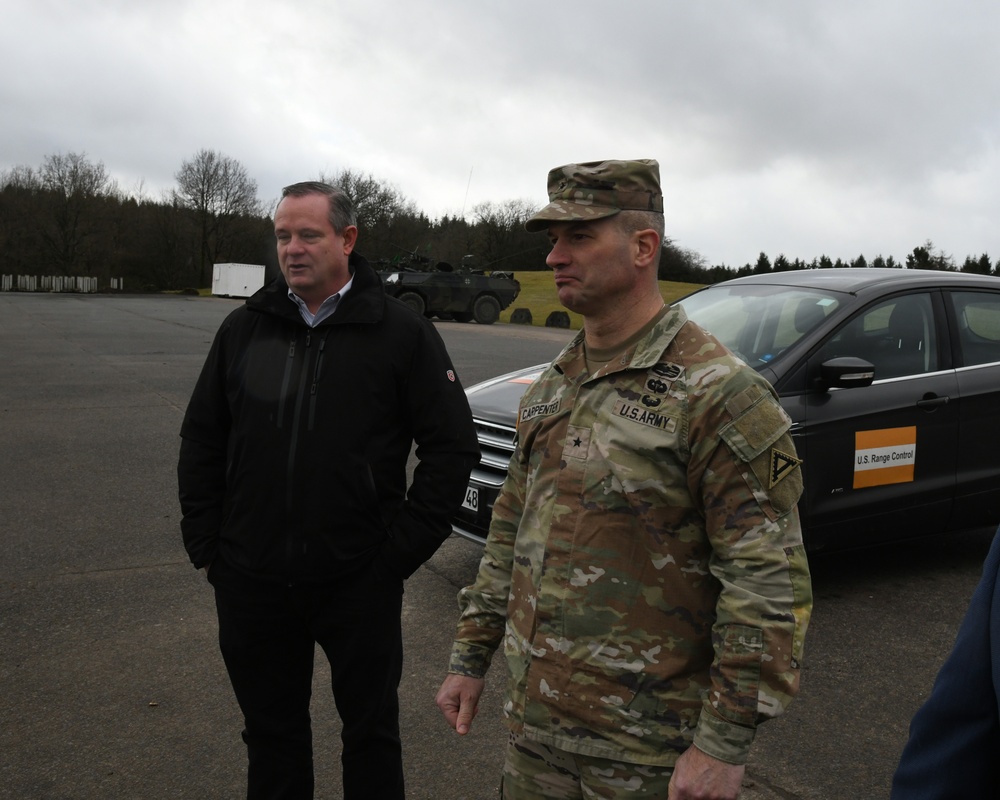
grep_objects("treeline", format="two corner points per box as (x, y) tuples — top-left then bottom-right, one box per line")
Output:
(0, 150), (557, 291)
(0, 151), (273, 290)
(662, 242), (999, 284)
(2, 149), (996, 292)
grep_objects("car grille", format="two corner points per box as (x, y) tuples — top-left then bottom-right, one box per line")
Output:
(451, 417), (517, 543)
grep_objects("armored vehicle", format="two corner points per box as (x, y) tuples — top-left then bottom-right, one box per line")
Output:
(378, 253), (520, 325)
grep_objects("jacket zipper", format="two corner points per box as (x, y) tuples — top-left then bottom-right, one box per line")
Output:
(277, 337), (296, 428)
(307, 332), (329, 431)
(285, 332), (312, 566)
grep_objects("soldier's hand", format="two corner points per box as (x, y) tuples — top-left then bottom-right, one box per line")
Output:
(435, 674), (484, 735)
(667, 745), (744, 800)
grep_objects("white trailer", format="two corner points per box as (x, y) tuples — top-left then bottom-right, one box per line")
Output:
(212, 263), (266, 298)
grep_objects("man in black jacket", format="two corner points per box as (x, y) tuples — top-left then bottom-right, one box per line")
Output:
(178, 181), (479, 799)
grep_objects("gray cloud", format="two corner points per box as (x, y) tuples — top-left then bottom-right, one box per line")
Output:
(3, 0), (999, 267)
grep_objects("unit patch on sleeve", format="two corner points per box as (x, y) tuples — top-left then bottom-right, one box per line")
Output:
(770, 448), (803, 488)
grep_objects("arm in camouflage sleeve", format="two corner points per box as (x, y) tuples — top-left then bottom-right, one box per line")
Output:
(689, 379), (813, 765)
(448, 442), (528, 679)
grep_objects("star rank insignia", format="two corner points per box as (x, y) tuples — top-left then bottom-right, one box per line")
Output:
(562, 426), (589, 459)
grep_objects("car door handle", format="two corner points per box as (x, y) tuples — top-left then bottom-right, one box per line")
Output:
(915, 394), (950, 410)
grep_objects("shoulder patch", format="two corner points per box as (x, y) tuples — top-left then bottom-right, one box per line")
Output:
(770, 448), (803, 488)
(719, 386), (802, 520)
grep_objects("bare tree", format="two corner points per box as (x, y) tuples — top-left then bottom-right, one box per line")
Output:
(316, 168), (425, 260)
(37, 152), (115, 274)
(0, 165), (43, 275)
(320, 169), (408, 230)
(40, 152), (112, 197)
(174, 149), (263, 286)
(1, 164), (40, 191)
(472, 199), (539, 268)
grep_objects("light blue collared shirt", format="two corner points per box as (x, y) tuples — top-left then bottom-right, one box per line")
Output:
(288, 275), (354, 327)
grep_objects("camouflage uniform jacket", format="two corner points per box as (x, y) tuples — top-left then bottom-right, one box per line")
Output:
(449, 305), (812, 766)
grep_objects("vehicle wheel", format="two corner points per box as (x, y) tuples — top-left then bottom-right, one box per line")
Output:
(453, 311), (474, 323)
(398, 291), (426, 316)
(472, 295), (501, 325)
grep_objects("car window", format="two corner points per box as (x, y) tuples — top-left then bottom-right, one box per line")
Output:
(947, 291), (1000, 367)
(679, 285), (839, 367)
(817, 292), (937, 380)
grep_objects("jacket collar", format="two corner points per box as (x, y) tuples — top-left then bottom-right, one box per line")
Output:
(246, 251), (385, 326)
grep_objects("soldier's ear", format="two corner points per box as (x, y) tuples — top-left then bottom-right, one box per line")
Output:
(633, 229), (660, 269)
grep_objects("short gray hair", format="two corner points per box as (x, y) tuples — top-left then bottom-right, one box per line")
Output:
(616, 209), (665, 242)
(280, 181), (357, 233)
(616, 210), (665, 269)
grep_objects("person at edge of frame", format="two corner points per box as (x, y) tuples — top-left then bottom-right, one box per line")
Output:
(178, 180), (480, 800)
(892, 524), (1000, 800)
(436, 158), (813, 800)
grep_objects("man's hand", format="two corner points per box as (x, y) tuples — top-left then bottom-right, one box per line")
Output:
(435, 674), (485, 735)
(668, 745), (745, 800)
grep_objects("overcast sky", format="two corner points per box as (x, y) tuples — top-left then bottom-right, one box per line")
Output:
(3, 0), (999, 268)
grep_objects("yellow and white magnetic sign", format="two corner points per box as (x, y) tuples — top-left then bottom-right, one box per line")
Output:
(853, 426), (917, 489)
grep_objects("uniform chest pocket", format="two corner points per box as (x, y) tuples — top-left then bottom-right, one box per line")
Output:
(588, 401), (685, 504)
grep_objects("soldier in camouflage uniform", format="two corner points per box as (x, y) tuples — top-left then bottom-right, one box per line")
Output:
(436, 159), (812, 799)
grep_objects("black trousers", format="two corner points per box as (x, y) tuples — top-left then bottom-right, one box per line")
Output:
(211, 558), (405, 800)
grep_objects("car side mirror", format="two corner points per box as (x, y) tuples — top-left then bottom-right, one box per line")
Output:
(818, 357), (876, 391)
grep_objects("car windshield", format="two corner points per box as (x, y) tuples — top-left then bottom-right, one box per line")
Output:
(678, 283), (842, 367)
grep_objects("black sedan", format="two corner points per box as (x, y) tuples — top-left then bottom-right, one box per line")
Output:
(451, 268), (1000, 551)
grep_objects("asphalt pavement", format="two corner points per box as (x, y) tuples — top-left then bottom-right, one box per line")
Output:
(0, 292), (993, 799)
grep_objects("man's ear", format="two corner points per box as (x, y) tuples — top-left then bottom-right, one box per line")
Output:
(340, 225), (358, 256)
(633, 229), (660, 269)
(342, 225), (359, 254)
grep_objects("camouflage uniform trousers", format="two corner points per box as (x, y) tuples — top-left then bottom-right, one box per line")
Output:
(501, 734), (673, 799)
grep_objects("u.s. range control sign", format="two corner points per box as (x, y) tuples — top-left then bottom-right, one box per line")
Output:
(853, 426), (917, 489)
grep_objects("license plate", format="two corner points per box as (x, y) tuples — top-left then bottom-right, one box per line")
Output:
(462, 486), (479, 512)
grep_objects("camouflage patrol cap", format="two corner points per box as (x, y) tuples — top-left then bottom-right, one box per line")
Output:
(524, 159), (663, 232)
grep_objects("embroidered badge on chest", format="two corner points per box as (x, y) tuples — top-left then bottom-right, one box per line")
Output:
(650, 362), (683, 381)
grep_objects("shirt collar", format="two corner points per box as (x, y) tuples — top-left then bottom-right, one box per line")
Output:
(288, 275), (354, 327)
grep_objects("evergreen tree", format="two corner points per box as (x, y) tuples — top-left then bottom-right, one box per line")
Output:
(753, 252), (772, 274)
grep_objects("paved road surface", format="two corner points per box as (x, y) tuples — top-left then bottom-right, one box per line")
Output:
(0, 293), (992, 799)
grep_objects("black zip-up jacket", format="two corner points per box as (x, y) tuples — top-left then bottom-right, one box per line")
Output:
(177, 253), (480, 582)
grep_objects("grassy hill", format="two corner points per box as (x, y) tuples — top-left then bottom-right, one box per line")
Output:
(498, 271), (705, 329)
